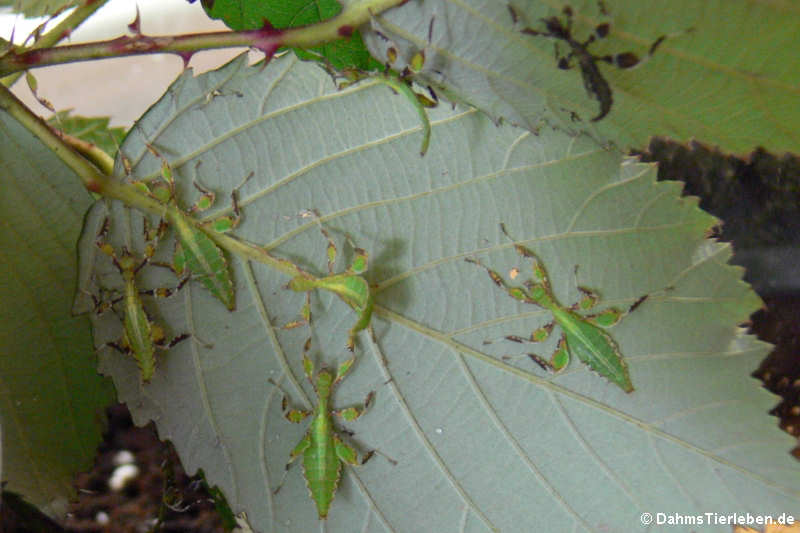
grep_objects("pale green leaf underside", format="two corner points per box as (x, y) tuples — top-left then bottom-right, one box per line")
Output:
(77, 54), (798, 532)
(0, 111), (115, 515)
(364, 0), (800, 155)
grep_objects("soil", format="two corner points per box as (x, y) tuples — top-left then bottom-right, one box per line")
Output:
(63, 403), (228, 533)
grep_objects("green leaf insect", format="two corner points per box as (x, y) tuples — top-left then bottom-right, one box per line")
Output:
(327, 66), (434, 157)
(137, 146), (247, 311)
(468, 223), (635, 392)
(94, 217), (188, 382)
(325, 17), (438, 157)
(286, 216), (374, 351)
(272, 338), (375, 520)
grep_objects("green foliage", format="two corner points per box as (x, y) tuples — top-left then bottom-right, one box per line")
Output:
(0, 109), (114, 515)
(47, 110), (125, 159)
(199, 472), (238, 531)
(201, 0), (382, 70)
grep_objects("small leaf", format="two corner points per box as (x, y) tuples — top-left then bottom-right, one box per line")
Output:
(47, 110), (126, 159)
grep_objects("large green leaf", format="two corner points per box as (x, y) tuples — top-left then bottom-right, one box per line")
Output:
(202, 0), (342, 31)
(76, 54), (798, 532)
(362, 0), (800, 155)
(0, 110), (115, 515)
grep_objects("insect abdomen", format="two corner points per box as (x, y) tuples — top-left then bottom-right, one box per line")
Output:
(303, 418), (342, 518)
(123, 281), (156, 381)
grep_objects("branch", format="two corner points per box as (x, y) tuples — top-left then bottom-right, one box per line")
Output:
(56, 131), (115, 175)
(0, 0), (407, 76)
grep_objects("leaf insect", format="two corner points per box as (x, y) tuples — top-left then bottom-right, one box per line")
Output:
(467, 223), (638, 392)
(270, 337), (375, 520)
(330, 17), (438, 156)
(94, 217), (188, 382)
(136, 146), (251, 311)
(285, 211), (373, 352)
(509, 3), (674, 122)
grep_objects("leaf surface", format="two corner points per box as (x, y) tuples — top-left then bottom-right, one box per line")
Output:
(78, 54), (798, 532)
(0, 109), (115, 516)
(202, 0), (381, 70)
(363, 0), (800, 155)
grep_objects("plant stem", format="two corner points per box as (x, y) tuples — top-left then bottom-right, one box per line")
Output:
(0, 82), (309, 280)
(0, 0), (406, 76)
(1, 0), (111, 87)
(0, 82), (103, 186)
(57, 131), (115, 175)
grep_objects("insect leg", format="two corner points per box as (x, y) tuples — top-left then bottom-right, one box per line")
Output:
(526, 353), (551, 371)
(483, 320), (556, 346)
(499, 223), (551, 286)
(201, 171), (254, 233)
(189, 179), (216, 213)
(163, 333), (190, 349)
(332, 434), (359, 466)
(550, 335), (570, 371)
(268, 378), (312, 423)
(583, 308), (623, 328)
(334, 391), (374, 422)
(333, 357), (356, 383)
